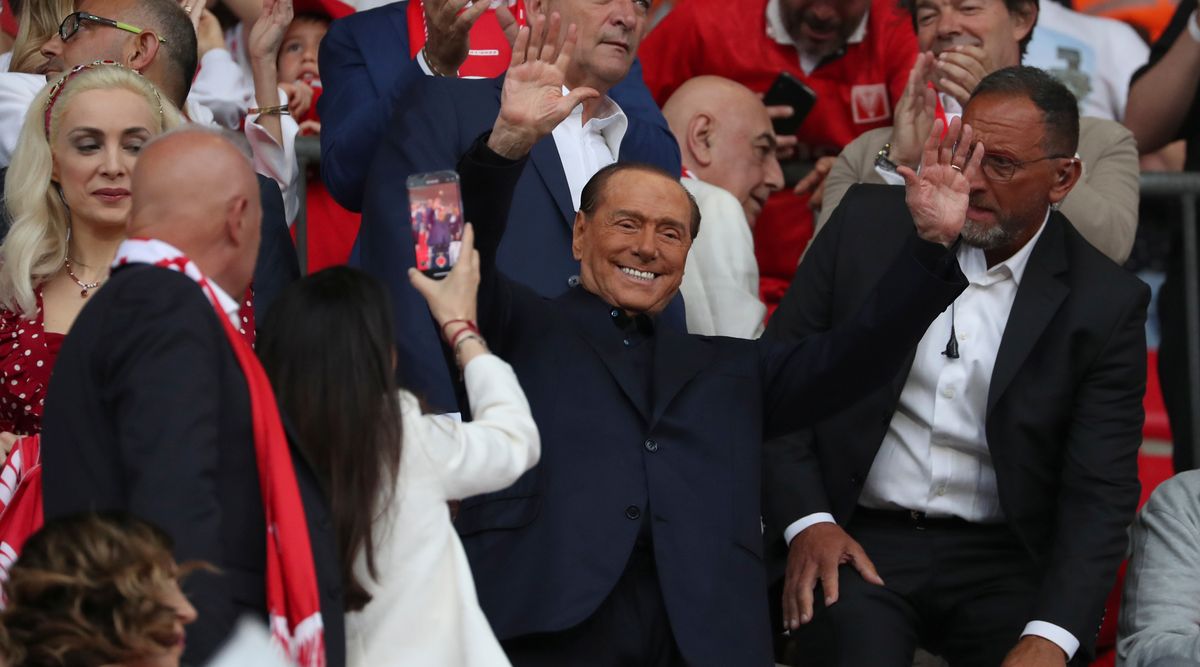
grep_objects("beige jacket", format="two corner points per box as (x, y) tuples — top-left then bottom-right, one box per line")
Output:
(816, 117), (1140, 264)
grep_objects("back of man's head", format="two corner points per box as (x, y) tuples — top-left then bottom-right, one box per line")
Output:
(129, 128), (262, 296)
(969, 65), (1079, 155)
(662, 76), (782, 225)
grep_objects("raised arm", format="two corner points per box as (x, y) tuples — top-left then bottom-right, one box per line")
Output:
(1125, 3), (1200, 154)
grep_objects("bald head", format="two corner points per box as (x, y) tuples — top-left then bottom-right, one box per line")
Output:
(662, 76), (782, 225)
(130, 128), (262, 297)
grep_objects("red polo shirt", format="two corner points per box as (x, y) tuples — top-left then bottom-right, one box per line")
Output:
(641, 0), (916, 314)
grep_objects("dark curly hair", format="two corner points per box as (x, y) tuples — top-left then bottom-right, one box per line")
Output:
(0, 512), (201, 666)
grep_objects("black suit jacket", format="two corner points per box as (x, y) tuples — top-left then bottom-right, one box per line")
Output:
(764, 184), (1149, 658)
(452, 143), (966, 666)
(40, 265), (344, 667)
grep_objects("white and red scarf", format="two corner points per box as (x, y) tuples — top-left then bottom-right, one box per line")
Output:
(113, 238), (326, 667)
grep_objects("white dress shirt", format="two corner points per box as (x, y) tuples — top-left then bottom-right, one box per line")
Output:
(678, 176), (765, 338)
(550, 89), (628, 211)
(764, 0), (868, 75)
(785, 212), (1080, 658)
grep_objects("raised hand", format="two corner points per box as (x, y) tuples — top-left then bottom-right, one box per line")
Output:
(487, 13), (599, 159)
(409, 223), (481, 329)
(896, 116), (984, 246)
(248, 0), (292, 64)
(889, 52), (938, 169)
(424, 0), (491, 76)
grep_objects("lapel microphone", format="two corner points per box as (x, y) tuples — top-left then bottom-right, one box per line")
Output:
(942, 302), (960, 359)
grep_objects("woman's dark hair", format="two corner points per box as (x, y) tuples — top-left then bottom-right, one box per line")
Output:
(0, 512), (195, 666)
(257, 266), (403, 612)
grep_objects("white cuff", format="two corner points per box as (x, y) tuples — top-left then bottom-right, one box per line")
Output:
(875, 164), (906, 187)
(783, 513), (835, 545)
(416, 48), (435, 77)
(1021, 621), (1079, 660)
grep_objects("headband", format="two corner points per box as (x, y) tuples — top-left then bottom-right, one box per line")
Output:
(43, 60), (165, 140)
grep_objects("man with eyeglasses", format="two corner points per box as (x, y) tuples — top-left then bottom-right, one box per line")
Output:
(763, 65), (1149, 667)
(814, 0), (1139, 267)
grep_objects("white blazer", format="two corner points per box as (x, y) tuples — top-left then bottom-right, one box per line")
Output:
(345, 354), (540, 667)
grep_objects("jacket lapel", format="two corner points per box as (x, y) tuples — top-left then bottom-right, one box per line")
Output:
(648, 325), (712, 428)
(558, 288), (652, 423)
(986, 214), (1070, 415)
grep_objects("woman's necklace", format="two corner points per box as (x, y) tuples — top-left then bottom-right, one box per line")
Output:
(64, 257), (102, 298)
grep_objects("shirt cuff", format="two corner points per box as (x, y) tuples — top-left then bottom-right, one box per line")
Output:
(1021, 621), (1079, 660)
(416, 48), (435, 76)
(875, 164), (906, 186)
(783, 512), (835, 545)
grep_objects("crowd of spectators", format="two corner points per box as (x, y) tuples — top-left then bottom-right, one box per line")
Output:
(0, 0), (1191, 666)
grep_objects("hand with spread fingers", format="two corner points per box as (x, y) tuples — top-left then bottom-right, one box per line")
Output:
(890, 52), (939, 170)
(782, 522), (883, 631)
(424, 0), (492, 76)
(897, 116), (983, 247)
(487, 13), (599, 159)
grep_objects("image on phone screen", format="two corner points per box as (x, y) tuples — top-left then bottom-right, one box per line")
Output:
(407, 172), (464, 279)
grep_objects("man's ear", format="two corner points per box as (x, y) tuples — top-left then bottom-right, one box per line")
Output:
(1048, 157), (1082, 205)
(687, 114), (715, 168)
(571, 211), (586, 261)
(225, 195), (250, 244)
(127, 31), (161, 72)
(1010, 1), (1037, 46)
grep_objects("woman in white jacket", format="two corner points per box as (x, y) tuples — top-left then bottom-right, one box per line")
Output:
(257, 224), (538, 666)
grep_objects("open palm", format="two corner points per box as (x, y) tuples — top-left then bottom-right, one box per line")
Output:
(897, 117), (983, 246)
(491, 13), (598, 156)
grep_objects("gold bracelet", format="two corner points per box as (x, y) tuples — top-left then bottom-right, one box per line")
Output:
(248, 104), (290, 116)
(454, 332), (487, 367)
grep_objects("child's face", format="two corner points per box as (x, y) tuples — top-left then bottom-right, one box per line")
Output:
(278, 18), (329, 84)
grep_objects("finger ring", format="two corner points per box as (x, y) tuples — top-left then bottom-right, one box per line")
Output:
(951, 164), (963, 172)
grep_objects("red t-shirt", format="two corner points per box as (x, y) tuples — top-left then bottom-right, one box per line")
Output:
(641, 0), (916, 314)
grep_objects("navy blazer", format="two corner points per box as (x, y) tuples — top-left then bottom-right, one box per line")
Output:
(354, 68), (682, 410)
(317, 0), (680, 212)
(452, 141), (966, 665)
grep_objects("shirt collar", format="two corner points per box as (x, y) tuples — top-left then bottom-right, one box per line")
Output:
(561, 87), (629, 158)
(607, 304), (656, 337)
(765, 0), (869, 48)
(956, 209), (1050, 286)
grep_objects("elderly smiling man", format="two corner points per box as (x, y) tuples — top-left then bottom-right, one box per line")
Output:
(414, 18), (973, 667)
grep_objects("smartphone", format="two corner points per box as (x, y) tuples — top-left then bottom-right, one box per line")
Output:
(762, 72), (818, 136)
(407, 171), (465, 279)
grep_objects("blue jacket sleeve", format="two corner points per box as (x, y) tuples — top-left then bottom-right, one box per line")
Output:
(317, 11), (425, 212)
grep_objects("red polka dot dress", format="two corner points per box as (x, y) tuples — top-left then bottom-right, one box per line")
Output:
(0, 290), (64, 436)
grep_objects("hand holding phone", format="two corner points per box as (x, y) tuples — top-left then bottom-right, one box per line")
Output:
(407, 171), (466, 279)
(762, 72), (818, 137)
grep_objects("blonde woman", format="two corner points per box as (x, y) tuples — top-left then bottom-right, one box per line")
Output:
(0, 62), (182, 445)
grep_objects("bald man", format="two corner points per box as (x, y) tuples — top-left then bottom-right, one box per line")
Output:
(662, 76), (783, 338)
(40, 129), (345, 667)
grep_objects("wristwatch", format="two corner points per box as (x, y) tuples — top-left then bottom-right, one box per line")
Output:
(874, 142), (899, 174)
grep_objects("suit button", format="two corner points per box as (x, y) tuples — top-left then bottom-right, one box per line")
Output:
(644, 439), (658, 452)
(625, 505), (641, 520)
(567, 275), (580, 288)
(610, 309), (621, 318)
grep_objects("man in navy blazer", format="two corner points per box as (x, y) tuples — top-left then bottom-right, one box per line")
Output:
(422, 22), (975, 665)
(333, 0), (682, 409)
(317, 0), (679, 212)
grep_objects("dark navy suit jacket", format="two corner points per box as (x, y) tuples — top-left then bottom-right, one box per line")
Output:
(451, 139), (967, 665)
